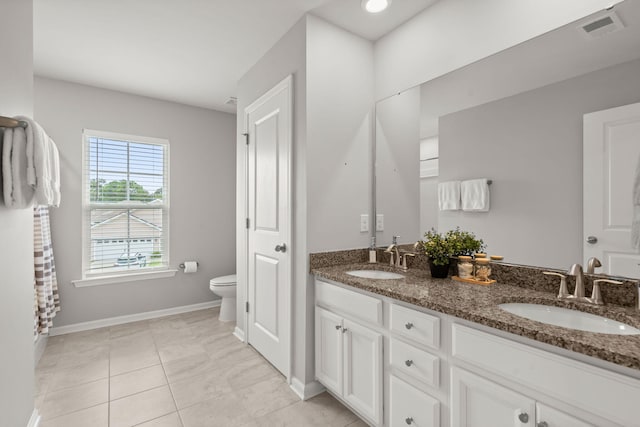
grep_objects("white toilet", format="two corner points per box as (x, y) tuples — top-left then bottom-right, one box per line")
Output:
(209, 274), (237, 322)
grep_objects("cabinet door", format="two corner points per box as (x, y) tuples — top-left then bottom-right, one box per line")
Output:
(315, 307), (343, 395)
(343, 318), (383, 425)
(536, 403), (594, 427)
(452, 368), (536, 427)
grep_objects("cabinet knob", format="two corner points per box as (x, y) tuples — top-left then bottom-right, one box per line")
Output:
(405, 417), (414, 425)
(518, 413), (529, 423)
(342, 328), (347, 333)
(335, 325), (341, 330)
(405, 359), (414, 367)
(537, 422), (548, 427)
(405, 322), (414, 330)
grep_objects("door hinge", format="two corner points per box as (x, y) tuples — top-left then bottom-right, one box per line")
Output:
(246, 218), (250, 229)
(245, 301), (249, 313)
(242, 132), (249, 145)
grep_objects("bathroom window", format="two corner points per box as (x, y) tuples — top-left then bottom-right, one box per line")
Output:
(82, 130), (170, 278)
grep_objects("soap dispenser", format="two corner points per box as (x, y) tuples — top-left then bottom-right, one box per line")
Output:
(369, 237), (377, 263)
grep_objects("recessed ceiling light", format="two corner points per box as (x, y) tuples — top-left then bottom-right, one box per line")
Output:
(361, 0), (392, 14)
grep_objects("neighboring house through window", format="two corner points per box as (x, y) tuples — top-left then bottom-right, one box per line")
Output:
(82, 130), (169, 277)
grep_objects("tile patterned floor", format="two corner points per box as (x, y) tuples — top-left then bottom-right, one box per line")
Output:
(36, 307), (367, 427)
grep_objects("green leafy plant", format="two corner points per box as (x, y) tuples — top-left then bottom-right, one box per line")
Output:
(446, 227), (485, 256)
(418, 229), (453, 266)
(418, 227), (486, 266)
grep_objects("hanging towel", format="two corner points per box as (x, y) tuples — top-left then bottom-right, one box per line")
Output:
(461, 178), (490, 212)
(632, 154), (640, 250)
(16, 116), (61, 207)
(2, 127), (36, 208)
(438, 180), (461, 211)
(33, 205), (60, 335)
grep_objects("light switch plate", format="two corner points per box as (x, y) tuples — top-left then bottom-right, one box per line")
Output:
(376, 214), (384, 231)
(360, 214), (369, 232)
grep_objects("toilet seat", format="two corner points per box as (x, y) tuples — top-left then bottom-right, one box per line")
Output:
(210, 274), (237, 287)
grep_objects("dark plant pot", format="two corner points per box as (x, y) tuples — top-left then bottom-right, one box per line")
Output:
(429, 260), (450, 278)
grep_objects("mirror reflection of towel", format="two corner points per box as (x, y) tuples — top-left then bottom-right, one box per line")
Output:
(438, 181), (461, 211)
(461, 179), (490, 212)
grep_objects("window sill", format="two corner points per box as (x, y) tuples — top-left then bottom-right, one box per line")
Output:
(72, 269), (178, 288)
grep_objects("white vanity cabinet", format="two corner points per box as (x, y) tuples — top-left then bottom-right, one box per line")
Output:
(313, 276), (640, 427)
(315, 281), (384, 425)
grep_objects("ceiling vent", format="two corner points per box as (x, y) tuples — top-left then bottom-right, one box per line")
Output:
(225, 97), (238, 106)
(578, 11), (625, 40)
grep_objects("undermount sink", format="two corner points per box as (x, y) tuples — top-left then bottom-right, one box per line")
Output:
(346, 270), (405, 280)
(499, 303), (640, 335)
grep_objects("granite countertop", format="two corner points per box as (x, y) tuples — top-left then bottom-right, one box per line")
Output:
(312, 262), (640, 371)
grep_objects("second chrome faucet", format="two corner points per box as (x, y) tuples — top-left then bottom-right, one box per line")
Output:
(544, 259), (622, 305)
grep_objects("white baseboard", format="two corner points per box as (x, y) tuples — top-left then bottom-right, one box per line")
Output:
(233, 326), (245, 342)
(49, 300), (221, 336)
(290, 377), (325, 401)
(27, 409), (40, 427)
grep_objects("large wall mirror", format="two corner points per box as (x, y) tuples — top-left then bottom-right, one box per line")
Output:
(374, 0), (640, 275)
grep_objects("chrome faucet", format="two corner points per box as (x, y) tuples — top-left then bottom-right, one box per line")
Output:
(385, 235), (402, 268)
(587, 257), (602, 274)
(567, 264), (586, 299)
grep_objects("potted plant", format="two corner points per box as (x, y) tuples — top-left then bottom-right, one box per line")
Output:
(446, 227), (486, 257)
(418, 229), (453, 278)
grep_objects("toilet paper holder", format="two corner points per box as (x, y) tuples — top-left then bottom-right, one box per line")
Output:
(179, 262), (199, 269)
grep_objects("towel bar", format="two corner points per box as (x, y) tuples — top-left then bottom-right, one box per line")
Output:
(0, 116), (27, 129)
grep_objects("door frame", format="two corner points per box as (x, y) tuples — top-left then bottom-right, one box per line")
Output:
(242, 74), (293, 381)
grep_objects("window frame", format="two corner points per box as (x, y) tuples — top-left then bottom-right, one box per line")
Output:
(78, 129), (173, 285)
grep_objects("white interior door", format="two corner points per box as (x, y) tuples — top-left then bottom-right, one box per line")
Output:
(584, 102), (640, 278)
(245, 76), (292, 378)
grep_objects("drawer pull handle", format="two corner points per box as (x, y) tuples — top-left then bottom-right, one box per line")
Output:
(405, 322), (414, 330)
(518, 413), (529, 423)
(335, 325), (341, 330)
(405, 417), (414, 425)
(537, 422), (548, 427)
(405, 359), (414, 367)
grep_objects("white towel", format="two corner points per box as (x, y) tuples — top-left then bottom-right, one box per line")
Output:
(16, 116), (61, 207)
(438, 180), (461, 211)
(2, 128), (35, 208)
(632, 154), (640, 250)
(461, 179), (490, 212)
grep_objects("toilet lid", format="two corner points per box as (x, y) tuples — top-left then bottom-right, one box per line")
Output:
(210, 274), (237, 286)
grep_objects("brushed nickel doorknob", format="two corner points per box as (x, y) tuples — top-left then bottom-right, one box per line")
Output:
(275, 243), (287, 253)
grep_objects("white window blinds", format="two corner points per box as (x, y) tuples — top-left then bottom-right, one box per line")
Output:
(83, 130), (169, 277)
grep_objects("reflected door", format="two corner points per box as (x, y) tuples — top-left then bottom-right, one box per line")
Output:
(584, 101), (640, 277)
(245, 76), (292, 377)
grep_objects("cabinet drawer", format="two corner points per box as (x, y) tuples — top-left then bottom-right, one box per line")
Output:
(389, 375), (440, 427)
(316, 279), (382, 326)
(390, 303), (440, 349)
(390, 338), (439, 389)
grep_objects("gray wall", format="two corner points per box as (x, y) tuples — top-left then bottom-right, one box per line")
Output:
(439, 58), (640, 269)
(307, 15), (374, 253)
(0, 0), (36, 425)
(34, 77), (236, 326)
